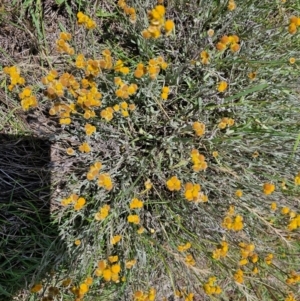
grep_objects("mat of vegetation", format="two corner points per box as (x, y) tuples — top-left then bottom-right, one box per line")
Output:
(1, 0), (300, 300)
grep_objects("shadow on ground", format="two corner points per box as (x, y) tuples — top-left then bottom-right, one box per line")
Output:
(0, 134), (66, 300)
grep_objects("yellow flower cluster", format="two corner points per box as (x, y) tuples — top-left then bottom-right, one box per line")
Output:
(113, 101), (136, 118)
(263, 183), (275, 195)
(19, 86), (37, 111)
(184, 182), (207, 202)
(289, 16), (300, 34)
(185, 254), (196, 266)
(190, 149), (208, 171)
(286, 271), (300, 285)
(147, 56), (168, 80)
(43, 69), (80, 101)
(233, 269), (244, 283)
(127, 214), (140, 224)
(134, 63), (147, 78)
(285, 293), (297, 301)
(287, 214), (300, 231)
(98, 173), (113, 191)
(86, 161), (102, 181)
(117, 0), (136, 23)
(125, 258), (136, 269)
(114, 77), (138, 99)
(203, 277), (222, 295)
(133, 288), (156, 301)
(294, 172), (300, 185)
(212, 241), (228, 260)
(70, 277), (93, 299)
(200, 50), (210, 65)
(130, 198), (144, 209)
(75, 54), (101, 76)
(264, 253), (273, 265)
(222, 206), (243, 231)
(192, 121), (205, 137)
(177, 242), (191, 252)
(61, 193), (78, 206)
(77, 12), (96, 29)
(79, 142), (91, 153)
(100, 107), (114, 121)
(78, 86), (102, 110)
(161, 86), (170, 100)
(95, 258), (121, 282)
(95, 204), (110, 221)
(4, 65), (25, 91)
(142, 5), (174, 39)
(227, 0), (236, 11)
(56, 32), (74, 55)
(238, 242), (258, 265)
(61, 194), (86, 210)
(216, 35), (240, 52)
(114, 59), (129, 74)
(111, 235), (122, 245)
(85, 123), (96, 136)
(166, 176), (181, 191)
(218, 117), (235, 129)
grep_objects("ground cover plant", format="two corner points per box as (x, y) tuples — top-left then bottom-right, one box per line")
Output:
(0, 0), (300, 300)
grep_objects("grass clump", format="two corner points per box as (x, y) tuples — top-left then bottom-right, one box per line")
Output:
(1, 0), (300, 300)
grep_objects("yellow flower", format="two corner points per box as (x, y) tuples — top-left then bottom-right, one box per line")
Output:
(228, 0), (236, 11)
(130, 198), (144, 209)
(125, 259), (136, 269)
(289, 57), (296, 64)
(217, 81), (228, 92)
(166, 176), (181, 191)
(212, 151), (218, 158)
(137, 227), (145, 234)
(294, 172), (300, 185)
(270, 202), (277, 211)
(102, 269), (112, 281)
(85, 123), (96, 136)
(265, 253), (273, 265)
(144, 179), (152, 190)
(111, 235), (122, 245)
(235, 189), (243, 198)
(165, 20), (175, 34)
(74, 239), (81, 246)
(66, 147), (75, 155)
(185, 254), (195, 266)
(79, 142), (91, 153)
(281, 207), (290, 215)
(185, 293), (194, 301)
(98, 173), (113, 190)
(177, 242), (191, 252)
(248, 72), (257, 80)
(200, 50), (210, 64)
(79, 283), (89, 295)
(285, 293), (297, 301)
(95, 204), (110, 220)
(263, 183), (275, 195)
(192, 121), (205, 136)
(74, 197), (86, 210)
(233, 269), (244, 283)
(128, 214), (140, 224)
